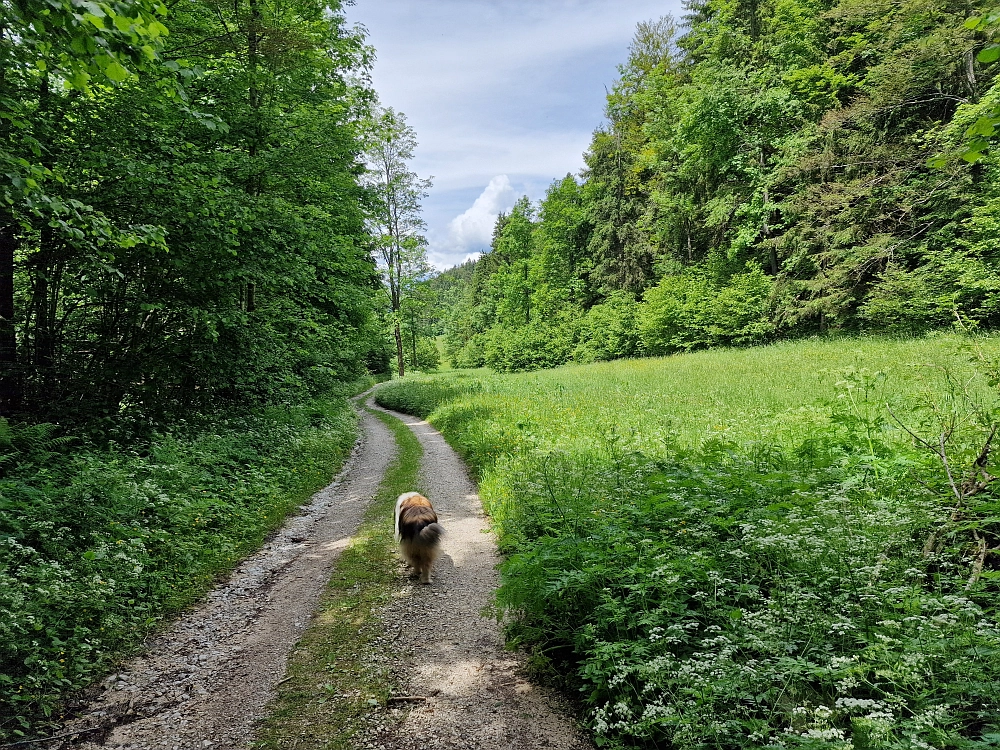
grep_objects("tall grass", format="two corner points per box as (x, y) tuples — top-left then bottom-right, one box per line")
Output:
(376, 335), (1000, 750)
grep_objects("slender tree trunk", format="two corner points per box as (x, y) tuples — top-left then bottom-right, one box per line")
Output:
(244, 0), (261, 314)
(0, 220), (19, 415)
(0, 23), (20, 414)
(33, 72), (56, 372)
(410, 311), (417, 367)
(394, 320), (404, 378)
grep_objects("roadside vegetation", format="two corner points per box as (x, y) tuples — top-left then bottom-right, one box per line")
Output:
(375, 335), (1000, 750)
(0, 386), (368, 741)
(253, 407), (423, 750)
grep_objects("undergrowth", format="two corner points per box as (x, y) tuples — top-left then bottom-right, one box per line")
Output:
(0, 381), (371, 742)
(375, 336), (1000, 750)
(252, 404), (423, 750)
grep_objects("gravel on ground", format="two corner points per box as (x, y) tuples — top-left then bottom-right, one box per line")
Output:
(359, 402), (594, 750)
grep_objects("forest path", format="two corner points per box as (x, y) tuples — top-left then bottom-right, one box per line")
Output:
(56, 399), (397, 750)
(48, 394), (591, 750)
(360, 401), (594, 750)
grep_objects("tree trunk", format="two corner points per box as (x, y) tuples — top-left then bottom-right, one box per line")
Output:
(0, 220), (20, 415)
(394, 320), (405, 378)
(410, 312), (417, 367)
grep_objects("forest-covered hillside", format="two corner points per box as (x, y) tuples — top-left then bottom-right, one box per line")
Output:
(429, 0), (1000, 372)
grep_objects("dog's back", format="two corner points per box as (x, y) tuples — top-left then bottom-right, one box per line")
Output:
(395, 492), (443, 583)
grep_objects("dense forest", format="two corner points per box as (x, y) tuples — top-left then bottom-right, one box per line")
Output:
(0, 0), (396, 426)
(427, 0), (1000, 372)
(0, 0), (427, 737)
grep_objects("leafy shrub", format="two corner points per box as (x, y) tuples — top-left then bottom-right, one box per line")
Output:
(483, 322), (574, 373)
(0, 398), (358, 741)
(404, 338), (441, 372)
(638, 273), (712, 354)
(639, 266), (775, 355)
(451, 333), (488, 369)
(860, 261), (958, 333)
(574, 292), (643, 363)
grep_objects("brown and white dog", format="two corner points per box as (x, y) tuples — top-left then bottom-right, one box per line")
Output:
(394, 492), (444, 584)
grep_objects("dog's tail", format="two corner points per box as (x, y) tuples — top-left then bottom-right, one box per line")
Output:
(419, 522), (444, 545)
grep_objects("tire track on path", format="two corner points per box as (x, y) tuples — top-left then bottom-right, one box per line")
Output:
(55, 398), (396, 750)
(362, 401), (594, 750)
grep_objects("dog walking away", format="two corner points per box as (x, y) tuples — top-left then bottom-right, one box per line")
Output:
(394, 492), (444, 584)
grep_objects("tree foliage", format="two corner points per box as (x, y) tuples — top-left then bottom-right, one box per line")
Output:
(0, 0), (386, 422)
(363, 107), (432, 377)
(434, 0), (1000, 372)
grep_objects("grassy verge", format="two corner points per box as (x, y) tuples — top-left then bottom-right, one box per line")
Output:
(251, 404), (423, 750)
(0, 381), (372, 742)
(375, 336), (1000, 750)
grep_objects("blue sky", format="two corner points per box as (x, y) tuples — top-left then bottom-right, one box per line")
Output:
(344, 0), (684, 270)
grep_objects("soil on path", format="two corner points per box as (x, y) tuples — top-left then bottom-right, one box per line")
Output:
(55, 402), (397, 750)
(362, 403), (594, 750)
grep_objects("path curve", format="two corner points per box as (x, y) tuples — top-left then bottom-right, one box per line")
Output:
(362, 401), (594, 750)
(55, 399), (396, 750)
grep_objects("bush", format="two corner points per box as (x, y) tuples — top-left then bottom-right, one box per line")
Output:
(639, 266), (775, 354)
(483, 322), (574, 373)
(404, 338), (441, 372)
(574, 292), (642, 363)
(451, 333), (488, 369)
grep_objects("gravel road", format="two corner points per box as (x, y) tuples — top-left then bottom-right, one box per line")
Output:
(362, 403), (594, 750)
(42, 393), (592, 750)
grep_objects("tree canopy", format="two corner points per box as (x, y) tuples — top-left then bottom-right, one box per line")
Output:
(0, 0), (389, 423)
(434, 0), (1000, 372)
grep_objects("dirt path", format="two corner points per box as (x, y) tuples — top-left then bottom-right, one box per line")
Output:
(56, 401), (396, 750)
(48, 395), (591, 750)
(362, 403), (594, 750)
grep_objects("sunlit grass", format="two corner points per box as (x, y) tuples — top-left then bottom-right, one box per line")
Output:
(391, 333), (1000, 461)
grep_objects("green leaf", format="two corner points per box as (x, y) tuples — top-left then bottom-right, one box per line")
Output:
(67, 69), (91, 90)
(977, 45), (1000, 63)
(966, 118), (997, 138)
(103, 60), (131, 82)
(965, 15), (982, 29)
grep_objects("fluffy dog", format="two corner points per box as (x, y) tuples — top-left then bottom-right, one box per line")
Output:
(394, 492), (443, 584)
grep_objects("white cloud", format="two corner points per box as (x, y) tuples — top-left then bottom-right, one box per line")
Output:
(345, 0), (687, 271)
(442, 175), (517, 256)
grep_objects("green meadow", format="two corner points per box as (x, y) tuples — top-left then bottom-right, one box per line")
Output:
(376, 335), (1000, 750)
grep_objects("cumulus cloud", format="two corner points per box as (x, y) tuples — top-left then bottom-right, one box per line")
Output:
(444, 175), (517, 254)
